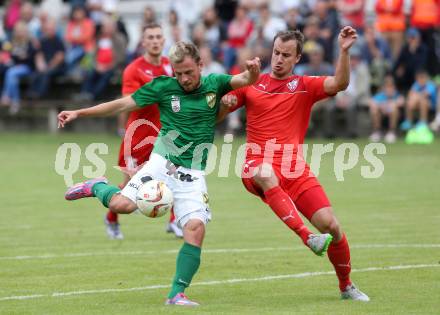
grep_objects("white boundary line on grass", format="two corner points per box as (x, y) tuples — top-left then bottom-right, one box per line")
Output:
(1, 244), (439, 261)
(0, 263), (439, 301)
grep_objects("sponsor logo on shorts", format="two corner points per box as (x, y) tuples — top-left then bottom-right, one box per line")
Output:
(128, 182), (140, 190)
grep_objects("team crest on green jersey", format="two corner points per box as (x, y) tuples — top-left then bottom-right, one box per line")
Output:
(206, 93), (216, 108)
(171, 95), (180, 112)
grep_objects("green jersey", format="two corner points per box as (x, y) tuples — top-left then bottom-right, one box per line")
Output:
(131, 74), (232, 170)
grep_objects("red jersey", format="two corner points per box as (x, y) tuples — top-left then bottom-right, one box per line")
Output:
(118, 56), (173, 168)
(231, 73), (329, 161)
(231, 73), (332, 200)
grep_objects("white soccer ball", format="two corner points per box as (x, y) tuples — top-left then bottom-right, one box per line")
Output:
(136, 179), (173, 218)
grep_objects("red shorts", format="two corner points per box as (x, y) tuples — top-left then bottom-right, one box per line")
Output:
(117, 139), (154, 168)
(241, 158), (331, 221)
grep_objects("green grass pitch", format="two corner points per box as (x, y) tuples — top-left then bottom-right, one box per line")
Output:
(0, 132), (439, 314)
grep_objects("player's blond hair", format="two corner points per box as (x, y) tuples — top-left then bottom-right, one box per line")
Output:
(168, 41), (201, 64)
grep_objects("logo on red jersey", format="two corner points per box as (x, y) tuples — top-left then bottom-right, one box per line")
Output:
(287, 78), (299, 92)
(171, 95), (180, 112)
(258, 83), (267, 90)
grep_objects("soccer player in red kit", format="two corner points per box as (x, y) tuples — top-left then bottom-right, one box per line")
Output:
(104, 23), (183, 239)
(220, 27), (369, 301)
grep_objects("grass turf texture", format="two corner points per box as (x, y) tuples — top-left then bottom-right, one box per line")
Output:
(0, 132), (439, 314)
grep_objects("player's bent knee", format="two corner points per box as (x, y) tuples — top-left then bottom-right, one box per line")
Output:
(253, 163), (278, 190)
(108, 195), (137, 214)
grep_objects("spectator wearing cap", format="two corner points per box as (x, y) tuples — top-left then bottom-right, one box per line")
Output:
(392, 28), (428, 92)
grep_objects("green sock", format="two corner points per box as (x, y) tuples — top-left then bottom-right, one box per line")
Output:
(168, 242), (201, 299)
(92, 183), (120, 208)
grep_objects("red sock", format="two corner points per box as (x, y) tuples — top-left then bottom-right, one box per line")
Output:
(106, 210), (118, 223)
(169, 208), (175, 223)
(264, 186), (312, 244)
(327, 234), (352, 291)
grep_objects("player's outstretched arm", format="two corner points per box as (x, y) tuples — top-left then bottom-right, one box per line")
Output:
(230, 57), (261, 90)
(57, 95), (137, 128)
(324, 26), (358, 95)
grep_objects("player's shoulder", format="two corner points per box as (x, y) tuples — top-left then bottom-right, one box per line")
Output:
(160, 56), (171, 65)
(123, 57), (144, 73)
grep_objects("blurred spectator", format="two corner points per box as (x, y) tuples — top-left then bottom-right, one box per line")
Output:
(294, 42), (336, 138)
(392, 28), (428, 92)
(368, 75), (404, 143)
(337, 0), (365, 33)
(19, 1), (40, 39)
(226, 47), (253, 134)
(104, 6), (129, 45)
(247, 26), (272, 70)
(374, 0), (406, 59)
(39, 0), (65, 23)
(314, 0), (339, 47)
(332, 46), (371, 138)
(170, 0), (204, 28)
(360, 24), (392, 93)
(28, 18), (65, 99)
(409, 0), (440, 76)
(223, 5), (254, 71)
(64, 5), (95, 74)
(400, 69), (438, 131)
(197, 7), (224, 58)
(163, 9), (189, 55)
(3, 0), (22, 40)
(214, 0), (239, 25)
(284, 7), (303, 32)
(256, 2), (287, 43)
(86, 0), (118, 26)
(302, 16), (332, 64)
(294, 41), (333, 76)
(1, 21), (36, 114)
(77, 16), (126, 100)
(142, 6), (157, 28)
(200, 45), (226, 76)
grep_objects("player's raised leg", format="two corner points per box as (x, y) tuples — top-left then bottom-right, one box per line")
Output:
(246, 162), (332, 255)
(65, 176), (138, 214)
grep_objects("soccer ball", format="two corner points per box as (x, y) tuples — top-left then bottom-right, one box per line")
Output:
(136, 179), (173, 218)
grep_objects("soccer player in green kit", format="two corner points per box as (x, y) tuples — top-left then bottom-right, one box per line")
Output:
(57, 41), (261, 306)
